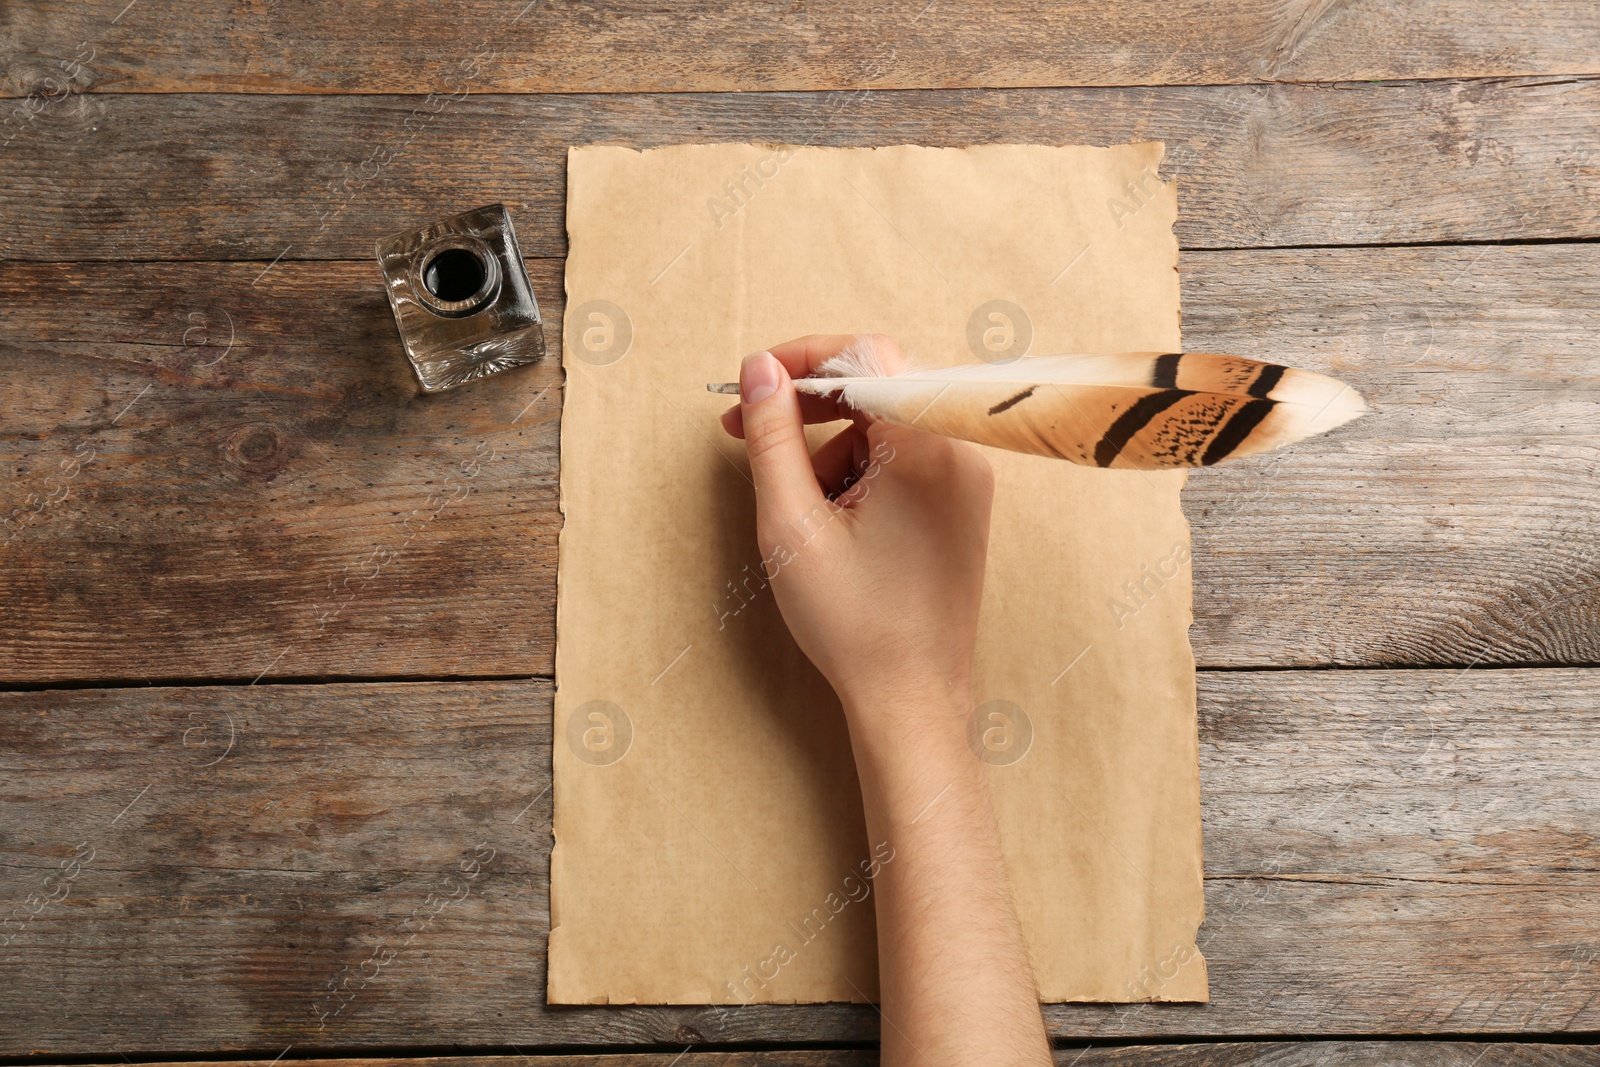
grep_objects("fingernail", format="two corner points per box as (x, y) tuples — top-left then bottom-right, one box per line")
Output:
(740, 351), (780, 404)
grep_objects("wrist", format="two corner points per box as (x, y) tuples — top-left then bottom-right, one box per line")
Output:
(840, 680), (976, 782)
(847, 709), (994, 841)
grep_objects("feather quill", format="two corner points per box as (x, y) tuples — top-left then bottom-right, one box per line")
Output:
(710, 341), (1366, 470)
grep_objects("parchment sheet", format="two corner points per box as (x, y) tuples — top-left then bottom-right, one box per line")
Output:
(552, 143), (1207, 1004)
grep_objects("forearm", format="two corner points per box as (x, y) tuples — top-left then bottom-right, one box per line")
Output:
(845, 686), (1052, 1067)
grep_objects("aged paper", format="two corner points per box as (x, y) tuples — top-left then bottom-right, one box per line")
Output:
(552, 143), (1207, 1004)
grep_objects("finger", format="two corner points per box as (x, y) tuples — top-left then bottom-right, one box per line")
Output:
(836, 427), (890, 508)
(767, 333), (908, 379)
(738, 351), (826, 527)
(722, 336), (858, 439)
(765, 333), (907, 436)
(720, 393), (851, 439)
(721, 403), (875, 489)
(810, 425), (866, 497)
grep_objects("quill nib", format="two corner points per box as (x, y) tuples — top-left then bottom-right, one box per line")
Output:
(706, 382), (741, 394)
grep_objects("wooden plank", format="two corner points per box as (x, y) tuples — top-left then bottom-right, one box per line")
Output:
(0, 258), (566, 686)
(1063, 1047), (1600, 1067)
(44, 1047), (1600, 1067)
(3, 79), (1599, 263)
(4, 1), (1599, 96)
(3, 245), (1597, 684)
(1, 669), (1596, 1052)
(1181, 247), (1600, 669)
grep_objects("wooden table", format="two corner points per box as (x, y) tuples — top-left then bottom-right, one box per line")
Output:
(3, 3), (1598, 1064)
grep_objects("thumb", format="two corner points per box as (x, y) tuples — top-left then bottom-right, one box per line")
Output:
(740, 350), (825, 533)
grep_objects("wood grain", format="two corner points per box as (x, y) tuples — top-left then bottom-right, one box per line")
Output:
(3, 0), (1595, 1058)
(0, 257), (566, 687)
(1062, 1047), (1600, 1067)
(44, 1048), (1600, 1067)
(4, 1), (1599, 96)
(3, 245), (1597, 684)
(4, 78), (1599, 264)
(1, 670), (1595, 1052)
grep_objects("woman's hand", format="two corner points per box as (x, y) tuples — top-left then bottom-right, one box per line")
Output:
(722, 333), (1051, 1067)
(720, 334), (995, 738)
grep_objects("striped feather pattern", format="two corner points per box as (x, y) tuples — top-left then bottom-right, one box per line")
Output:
(789, 349), (1368, 470)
